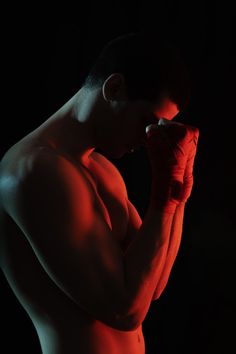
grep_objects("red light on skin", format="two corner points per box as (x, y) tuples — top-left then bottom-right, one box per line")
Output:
(154, 98), (179, 121)
(145, 98), (180, 137)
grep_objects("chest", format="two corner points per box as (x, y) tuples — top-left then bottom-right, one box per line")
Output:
(82, 162), (129, 244)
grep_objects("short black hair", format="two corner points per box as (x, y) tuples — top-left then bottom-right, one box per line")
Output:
(83, 31), (191, 111)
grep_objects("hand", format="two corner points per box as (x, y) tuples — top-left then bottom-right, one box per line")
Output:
(145, 119), (199, 212)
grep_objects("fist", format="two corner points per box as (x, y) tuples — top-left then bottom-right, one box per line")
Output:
(145, 119), (197, 183)
(145, 119), (199, 209)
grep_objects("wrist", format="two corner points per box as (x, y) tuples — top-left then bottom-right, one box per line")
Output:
(150, 180), (183, 214)
(149, 200), (178, 214)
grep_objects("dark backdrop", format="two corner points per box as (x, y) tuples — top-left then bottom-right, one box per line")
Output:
(1, 3), (235, 353)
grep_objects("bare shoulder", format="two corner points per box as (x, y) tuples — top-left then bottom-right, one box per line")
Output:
(0, 146), (93, 219)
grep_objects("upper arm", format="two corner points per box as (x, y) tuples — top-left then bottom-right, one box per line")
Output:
(122, 199), (142, 252)
(92, 152), (143, 251)
(1, 150), (129, 329)
(91, 152), (143, 251)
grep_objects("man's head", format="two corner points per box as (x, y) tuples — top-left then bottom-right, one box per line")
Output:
(83, 31), (191, 114)
(79, 32), (191, 157)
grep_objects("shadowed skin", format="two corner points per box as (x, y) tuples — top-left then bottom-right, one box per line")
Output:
(0, 73), (184, 354)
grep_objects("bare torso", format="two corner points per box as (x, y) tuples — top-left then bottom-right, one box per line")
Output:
(0, 132), (145, 354)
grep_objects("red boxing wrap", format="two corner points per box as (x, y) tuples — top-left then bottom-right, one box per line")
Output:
(145, 119), (199, 213)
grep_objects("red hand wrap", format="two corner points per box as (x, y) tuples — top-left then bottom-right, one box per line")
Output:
(145, 119), (199, 213)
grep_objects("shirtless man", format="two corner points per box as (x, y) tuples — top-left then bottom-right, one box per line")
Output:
(0, 33), (199, 354)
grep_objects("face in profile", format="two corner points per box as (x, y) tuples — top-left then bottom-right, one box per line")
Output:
(99, 96), (180, 158)
(99, 74), (180, 158)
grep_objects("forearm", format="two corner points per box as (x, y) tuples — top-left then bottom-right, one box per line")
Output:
(151, 202), (185, 300)
(121, 204), (175, 323)
(118, 122), (199, 326)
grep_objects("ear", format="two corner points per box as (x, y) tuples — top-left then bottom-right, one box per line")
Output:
(102, 73), (127, 102)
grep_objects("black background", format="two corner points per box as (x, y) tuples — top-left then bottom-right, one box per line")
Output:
(1, 3), (235, 353)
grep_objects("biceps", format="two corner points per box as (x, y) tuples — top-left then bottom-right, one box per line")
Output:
(122, 199), (142, 251)
(128, 199), (142, 230)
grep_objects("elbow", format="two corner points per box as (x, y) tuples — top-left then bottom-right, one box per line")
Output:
(109, 301), (148, 331)
(111, 312), (143, 332)
(99, 304), (145, 332)
(95, 317), (140, 332)
(88, 294), (147, 331)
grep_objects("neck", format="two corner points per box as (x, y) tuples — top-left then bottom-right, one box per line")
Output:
(37, 87), (102, 164)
